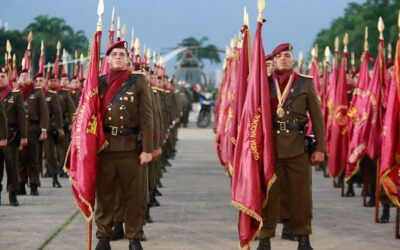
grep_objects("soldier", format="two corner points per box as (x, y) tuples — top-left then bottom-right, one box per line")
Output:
(17, 69), (48, 196)
(257, 44), (325, 250)
(95, 41), (153, 250)
(178, 80), (192, 128)
(0, 67), (26, 206)
(265, 54), (274, 77)
(43, 73), (64, 188)
(58, 73), (76, 177)
(70, 75), (83, 107)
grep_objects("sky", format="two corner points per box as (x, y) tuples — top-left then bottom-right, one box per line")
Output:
(0, 0), (366, 76)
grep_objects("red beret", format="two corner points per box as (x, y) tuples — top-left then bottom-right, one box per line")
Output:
(0, 67), (8, 73)
(387, 59), (394, 69)
(71, 75), (78, 80)
(47, 73), (58, 80)
(106, 41), (128, 56)
(33, 72), (44, 80)
(265, 54), (273, 61)
(18, 69), (29, 77)
(271, 43), (293, 57)
(60, 73), (69, 79)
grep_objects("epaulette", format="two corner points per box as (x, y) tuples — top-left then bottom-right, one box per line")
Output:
(174, 90), (179, 94)
(12, 88), (20, 93)
(298, 73), (313, 79)
(34, 86), (42, 89)
(48, 90), (57, 94)
(132, 70), (145, 75)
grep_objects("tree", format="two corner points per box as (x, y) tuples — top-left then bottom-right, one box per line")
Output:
(177, 36), (222, 64)
(0, 15), (88, 73)
(313, 0), (400, 66)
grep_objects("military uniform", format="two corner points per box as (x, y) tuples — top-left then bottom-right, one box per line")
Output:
(0, 88), (26, 202)
(43, 90), (64, 184)
(57, 88), (76, 175)
(70, 90), (81, 108)
(258, 71), (325, 241)
(19, 86), (49, 194)
(95, 72), (154, 241)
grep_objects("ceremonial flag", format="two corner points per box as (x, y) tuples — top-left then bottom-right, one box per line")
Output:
(228, 24), (251, 176)
(64, 29), (107, 221)
(100, 30), (114, 75)
(53, 41), (61, 76)
(327, 50), (349, 178)
(309, 56), (321, 98)
(38, 41), (45, 74)
(231, 19), (275, 249)
(380, 34), (400, 208)
(345, 50), (372, 180)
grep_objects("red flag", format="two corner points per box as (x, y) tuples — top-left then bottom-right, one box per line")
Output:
(231, 21), (275, 248)
(64, 30), (107, 221)
(321, 61), (329, 123)
(380, 36), (400, 208)
(100, 30), (114, 75)
(24, 49), (31, 71)
(309, 59), (321, 98)
(12, 56), (18, 83)
(345, 51), (372, 180)
(327, 52), (349, 178)
(324, 51), (340, 153)
(53, 56), (60, 76)
(78, 64), (84, 81)
(39, 53), (45, 74)
(228, 25), (251, 175)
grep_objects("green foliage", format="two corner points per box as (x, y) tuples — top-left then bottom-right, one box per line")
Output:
(0, 15), (88, 73)
(177, 36), (221, 64)
(313, 0), (400, 66)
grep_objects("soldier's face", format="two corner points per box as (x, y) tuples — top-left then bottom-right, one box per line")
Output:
(60, 77), (69, 87)
(107, 48), (129, 71)
(18, 72), (31, 86)
(34, 77), (45, 88)
(48, 78), (59, 90)
(274, 51), (294, 72)
(0, 73), (8, 88)
(266, 60), (274, 77)
(71, 79), (80, 89)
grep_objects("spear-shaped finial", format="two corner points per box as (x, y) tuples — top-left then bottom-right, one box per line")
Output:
(110, 6), (115, 31)
(97, 0), (104, 31)
(56, 41), (61, 56)
(143, 44), (147, 56)
(153, 51), (157, 64)
(27, 31), (33, 49)
(343, 33), (349, 53)
(378, 16), (384, 40)
(387, 43), (392, 60)
(74, 50), (78, 60)
(351, 51), (355, 65)
(257, 0), (265, 23)
(122, 23), (126, 40)
(398, 10), (400, 34)
(135, 38), (140, 56)
(334, 36), (339, 52)
(130, 28), (134, 49)
(21, 57), (25, 68)
(146, 48), (151, 63)
(80, 53), (84, 65)
(325, 46), (331, 62)
(243, 6), (247, 25)
(311, 48), (316, 59)
(6, 40), (12, 58)
(364, 26), (369, 51)
(298, 51), (303, 67)
(47, 62), (51, 73)
(117, 16), (121, 38)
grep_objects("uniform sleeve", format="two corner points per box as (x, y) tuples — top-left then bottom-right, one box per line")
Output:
(307, 79), (325, 152)
(151, 92), (160, 149)
(15, 92), (27, 138)
(137, 76), (154, 153)
(175, 91), (182, 117)
(52, 95), (64, 130)
(157, 93), (166, 145)
(38, 90), (49, 130)
(0, 101), (7, 140)
(65, 93), (76, 125)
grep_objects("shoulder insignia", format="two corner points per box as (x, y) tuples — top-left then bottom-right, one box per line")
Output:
(174, 90), (179, 93)
(46, 97), (52, 101)
(34, 86), (42, 89)
(48, 90), (57, 94)
(12, 88), (20, 92)
(298, 73), (313, 79)
(126, 92), (134, 95)
(132, 70), (145, 75)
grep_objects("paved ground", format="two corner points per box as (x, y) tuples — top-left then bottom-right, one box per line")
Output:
(0, 119), (399, 250)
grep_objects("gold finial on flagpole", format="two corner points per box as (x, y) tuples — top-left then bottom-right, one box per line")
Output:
(74, 50), (78, 60)
(378, 16), (384, 40)
(130, 28), (134, 49)
(398, 10), (400, 33)
(311, 48), (316, 59)
(116, 16), (121, 38)
(122, 23), (126, 40)
(135, 38), (140, 56)
(6, 40), (12, 58)
(257, 0), (265, 23)
(80, 53), (85, 65)
(298, 51), (303, 69)
(351, 51), (355, 66)
(97, 0), (104, 32)
(27, 31), (33, 50)
(63, 48), (68, 73)
(40, 40), (44, 55)
(343, 33), (349, 53)
(47, 62), (51, 73)
(146, 49), (151, 61)
(110, 6), (115, 31)
(243, 6), (247, 25)
(56, 41), (61, 56)
(364, 26), (369, 51)
(387, 43), (392, 60)
(334, 36), (339, 53)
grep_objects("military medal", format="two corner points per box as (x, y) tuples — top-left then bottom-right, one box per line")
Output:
(273, 72), (295, 119)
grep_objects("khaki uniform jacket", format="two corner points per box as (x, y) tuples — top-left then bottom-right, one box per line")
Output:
(269, 74), (325, 159)
(24, 87), (49, 133)
(1, 89), (26, 142)
(46, 90), (63, 131)
(70, 91), (81, 107)
(99, 74), (154, 153)
(0, 99), (7, 140)
(58, 89), (76, 127)
(150, 88), (161, 150)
